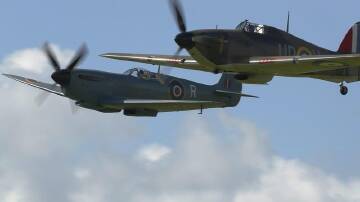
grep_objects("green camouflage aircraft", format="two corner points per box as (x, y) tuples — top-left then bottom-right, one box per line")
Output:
(101, 0), (360, 95)
(3, 43), (256, 117)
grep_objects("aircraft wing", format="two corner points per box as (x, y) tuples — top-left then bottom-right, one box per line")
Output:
(3, 74), (64, 96)
(242, 54), (360, 83)
(101, 52), (360, 74)
(101, 99), (225, 112)
(100, 53), (213, 72)
(235, 54), (360, 75)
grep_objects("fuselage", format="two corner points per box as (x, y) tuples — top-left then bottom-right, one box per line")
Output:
(61, 69), (239, 112)
(175, 22), (336, 66)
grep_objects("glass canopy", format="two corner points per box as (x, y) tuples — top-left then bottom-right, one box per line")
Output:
(124, 68), (158, 80)
(236, 20), (265, 34)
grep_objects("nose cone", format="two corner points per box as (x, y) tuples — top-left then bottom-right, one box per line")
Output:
(175, 32), (195, 49)
(51, 70), (71, 86)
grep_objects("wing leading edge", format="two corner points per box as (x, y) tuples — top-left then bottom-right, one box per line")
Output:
(247, 54), (360, 74)
(3, 74), (64, 96)
(247, 54), (360, 83)
(100, 53), (214, 72)
(101, 52), (360, 83)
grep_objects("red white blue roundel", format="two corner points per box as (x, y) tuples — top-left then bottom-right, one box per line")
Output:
(169, 80), (184, 99)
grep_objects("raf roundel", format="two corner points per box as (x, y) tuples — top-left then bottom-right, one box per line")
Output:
(169, 80), (184, 100)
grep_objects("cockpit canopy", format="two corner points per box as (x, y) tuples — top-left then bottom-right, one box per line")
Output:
(236, 20), (265, 35)
(124, 68), (159, 80)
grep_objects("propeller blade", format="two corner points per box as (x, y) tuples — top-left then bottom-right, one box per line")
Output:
(169, 0), (187, 33)
(35, 91), (50, 106)
(174, 47), (183, 56)
(66, 44), (88, 71)
(165, 47), (184, 76)
(69, 99), (79, 114)
(34, 83), (58, 106)
(43, 42), (61, 72)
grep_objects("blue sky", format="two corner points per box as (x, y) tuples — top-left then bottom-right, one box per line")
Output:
(0, 0), (360, 201)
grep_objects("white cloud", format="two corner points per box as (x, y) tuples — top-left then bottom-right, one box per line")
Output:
(74, 168), (91, 180)
(0, 45), (359, 202)
(0, 44), (74, 75)
(138, 144), (172, 163)
(2, 48), (48, 74)
(234, 157), (360, 202)
(4, 190), (23, 202)
(0, 45), (140, 202)
(63, 114), (360, 202)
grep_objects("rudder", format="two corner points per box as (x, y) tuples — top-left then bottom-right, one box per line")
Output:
(338, 22), (360, 54)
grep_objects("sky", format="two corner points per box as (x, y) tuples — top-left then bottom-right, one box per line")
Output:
(0, 0), (360, 201)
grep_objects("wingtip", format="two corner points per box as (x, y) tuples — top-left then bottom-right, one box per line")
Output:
(100, 53), (116, 58)
(2, 73), (12, 78)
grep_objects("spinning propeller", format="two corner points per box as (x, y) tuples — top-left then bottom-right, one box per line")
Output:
(170, 0), (187, 33)
(36, 43), (88, 112)
(169, 0), (190, 56)
(44, 42), (88, 86)
(157, 0), (191, 76)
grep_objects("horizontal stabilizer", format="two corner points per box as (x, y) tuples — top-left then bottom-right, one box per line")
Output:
(215, 90), (259, 98)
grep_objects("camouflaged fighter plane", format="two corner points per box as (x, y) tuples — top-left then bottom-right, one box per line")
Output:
(101, 0), (360, 96)
(3, 43), (256, 117)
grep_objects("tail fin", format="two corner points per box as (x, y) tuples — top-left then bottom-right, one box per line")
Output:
(338, 22), (360, 54)
(215, 73), (242, 93)
(214, 73), (258, 98)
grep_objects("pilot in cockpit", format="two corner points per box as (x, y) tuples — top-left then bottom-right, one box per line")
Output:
(125, 68), (159, 80)
(247, 24), (255, 33)
(236, 20), (265, 34)
(138, 69), (150, 79)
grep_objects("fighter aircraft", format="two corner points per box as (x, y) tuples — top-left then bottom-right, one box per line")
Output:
(3, 43), (256, 117)
(101, 0), (360, 95)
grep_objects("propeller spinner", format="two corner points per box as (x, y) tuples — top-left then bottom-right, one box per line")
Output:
(43, 42), (88, 86)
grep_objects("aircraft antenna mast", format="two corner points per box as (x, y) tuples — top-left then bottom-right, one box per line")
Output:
(286, 11), (290, 33)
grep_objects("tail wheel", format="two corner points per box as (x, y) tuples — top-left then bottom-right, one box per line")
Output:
(340, 85), (348, 95)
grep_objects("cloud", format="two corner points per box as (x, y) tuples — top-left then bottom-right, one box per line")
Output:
(138, 144), (172, 163)
(234, 157), (360, 202)
(0, 45), (359, 202)
(0, 44), (74, 75)
(65, 114), (360, 202)
(74, 168), (92, 180)
(0, 45), (140, 202)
